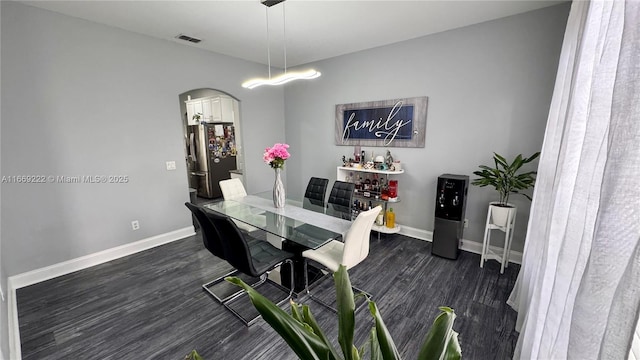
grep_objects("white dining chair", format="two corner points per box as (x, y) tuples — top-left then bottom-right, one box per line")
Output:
(218, 178), (269, 235)
(219, 178), (247, 200)
(301, 205), (382, 311)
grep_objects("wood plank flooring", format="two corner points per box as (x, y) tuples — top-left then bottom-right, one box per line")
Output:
(17, 233), (520, 359)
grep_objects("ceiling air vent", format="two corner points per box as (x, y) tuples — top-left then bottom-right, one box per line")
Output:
(175, 34), (202, 44)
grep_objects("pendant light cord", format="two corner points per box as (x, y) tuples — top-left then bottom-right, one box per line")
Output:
(242, 0), (320, 89)
(266, 6), (271, 79)
(266, 1), (288, 77)
(283, 2), (287, 73)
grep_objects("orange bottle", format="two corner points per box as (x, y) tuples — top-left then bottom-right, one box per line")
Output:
(385, 208), (395, 228)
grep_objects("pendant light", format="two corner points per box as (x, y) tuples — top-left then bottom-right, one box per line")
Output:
(242, 0), (321, 89)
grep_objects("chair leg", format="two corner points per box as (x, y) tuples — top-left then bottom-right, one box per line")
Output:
(302, 260), (371, 313)
(274, 259), (295, 307)
(202, 268), (270, 304)
(303, 260), (337, 313)
(202, 268), (242, 303)
(223, 260), (295, 326)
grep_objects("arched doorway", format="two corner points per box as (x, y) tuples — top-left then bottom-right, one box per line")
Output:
(178, 88), (244, 204)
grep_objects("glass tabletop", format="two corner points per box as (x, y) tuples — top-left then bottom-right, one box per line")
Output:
(203, 193), (352, 250)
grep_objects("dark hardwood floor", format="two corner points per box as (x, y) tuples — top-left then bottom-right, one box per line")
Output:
(17, 232), (520, 360)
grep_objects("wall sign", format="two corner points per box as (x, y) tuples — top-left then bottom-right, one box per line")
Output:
(335, 96), (428, 147)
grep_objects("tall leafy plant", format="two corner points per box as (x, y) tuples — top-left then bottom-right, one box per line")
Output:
(471, 152), (540, 207)
(226, 265), (461, 360)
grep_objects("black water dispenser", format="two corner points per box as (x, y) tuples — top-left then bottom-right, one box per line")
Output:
(432, 174), (469, 259)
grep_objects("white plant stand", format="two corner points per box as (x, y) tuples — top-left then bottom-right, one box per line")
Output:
(480, 203), (517, 274)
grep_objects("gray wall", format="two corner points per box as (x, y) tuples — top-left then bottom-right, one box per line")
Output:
(284, 3), (570, 252)
(0, 0), (8, 357)
(0, 1), (285, 279)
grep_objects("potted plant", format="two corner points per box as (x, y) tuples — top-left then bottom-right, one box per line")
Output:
(192, 112), (203, 125)
(225, 265), (461, 360)
(471, 152), (540, 226)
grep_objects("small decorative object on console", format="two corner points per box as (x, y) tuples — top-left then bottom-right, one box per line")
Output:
(392, 160), (401, 171)
(385, 150), (394, 169)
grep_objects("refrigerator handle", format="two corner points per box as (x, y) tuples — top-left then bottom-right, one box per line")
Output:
(189, 132), (197, 161)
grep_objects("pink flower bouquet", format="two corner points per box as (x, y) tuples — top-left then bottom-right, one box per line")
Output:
(263, 143), (290, 169)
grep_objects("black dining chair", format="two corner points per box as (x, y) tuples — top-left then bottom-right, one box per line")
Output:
(303, 177), (329, 213)
(295, 177), (336, 255)
(326, 180), (355, 220)
(207, 210), (295, 326)
(184, 202), (243, 304)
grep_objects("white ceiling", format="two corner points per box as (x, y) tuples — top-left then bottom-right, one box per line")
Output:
(20, 0), (566, 68)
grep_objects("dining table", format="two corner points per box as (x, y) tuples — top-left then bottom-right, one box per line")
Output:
(203, 191), (353, 292)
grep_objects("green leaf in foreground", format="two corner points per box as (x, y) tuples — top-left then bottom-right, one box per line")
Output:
(417, 307), (461, 360)
(225, 265), (461, 360)
(226, 276), (336, 360)
(369, 301), (402, 360)
(335, 266), (357, 360)
(184, 349), (204, 360)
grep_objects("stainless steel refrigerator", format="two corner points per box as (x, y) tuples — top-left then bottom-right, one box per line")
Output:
(187, 123), (237, 199)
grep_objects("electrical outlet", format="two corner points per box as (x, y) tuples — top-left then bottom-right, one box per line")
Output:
(131, 220), (140, 230)
(166, 161), (176, 171)
(464, 218), (469, 228)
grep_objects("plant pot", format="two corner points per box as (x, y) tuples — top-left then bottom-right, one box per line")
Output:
(489, 202), (516, 227)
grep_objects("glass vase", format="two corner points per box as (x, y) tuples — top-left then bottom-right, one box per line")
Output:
(273, 168), (285, 208)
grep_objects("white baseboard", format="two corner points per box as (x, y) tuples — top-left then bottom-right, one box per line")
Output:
(7, 288), (18, 360)
(398, 225), (522, 265)
(7, 226), (195, 360)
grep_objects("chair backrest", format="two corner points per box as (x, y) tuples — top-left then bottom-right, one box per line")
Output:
(341, 206), (381, 269)
(206, 210), (259, 276)
(184, 202), (225, 259)
(303, 177), (329, 212)
(219, 178), (247, 200)
(327, 181), (355, 220)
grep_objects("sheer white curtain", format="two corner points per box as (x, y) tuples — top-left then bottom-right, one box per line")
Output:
(507, 1), (640, 359)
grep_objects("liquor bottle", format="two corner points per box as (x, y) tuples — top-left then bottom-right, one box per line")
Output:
(364, 176), (371, 191)
(385, 208), (395, 228)
(380, 178), (388, 198)
(372, 175), (379, 193)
